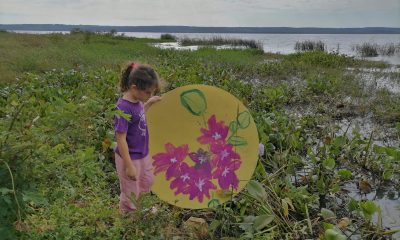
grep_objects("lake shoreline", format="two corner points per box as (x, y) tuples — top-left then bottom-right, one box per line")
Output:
(2, 24), (400, 34)
(10, 30), (400, 65)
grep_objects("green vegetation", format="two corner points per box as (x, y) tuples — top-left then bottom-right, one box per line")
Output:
(354, 43), (379, 57)
(160, 33), (177, 41)
(377, 43), (400, 56)
(353, 42), (400, 57)
(180, 36), (264, 50)
(294, 40), (326, 52)
(1, 31), (399, 239)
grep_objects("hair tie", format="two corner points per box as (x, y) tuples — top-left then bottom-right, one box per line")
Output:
(131, 63), (139, 69)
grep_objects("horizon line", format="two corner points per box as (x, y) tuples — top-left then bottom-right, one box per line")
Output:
(1, 24), (400, 29)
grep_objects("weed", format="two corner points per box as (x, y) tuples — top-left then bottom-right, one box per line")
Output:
(294, 40), (326, 52)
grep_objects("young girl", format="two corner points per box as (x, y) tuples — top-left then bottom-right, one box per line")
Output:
(114, 62), (162, 213)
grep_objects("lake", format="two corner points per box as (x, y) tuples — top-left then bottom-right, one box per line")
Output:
(12, 30), (400, 65)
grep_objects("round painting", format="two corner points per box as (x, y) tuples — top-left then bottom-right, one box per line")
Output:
(147, 84), (259, 209)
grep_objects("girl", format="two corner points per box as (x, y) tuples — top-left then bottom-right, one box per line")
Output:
(114, 62), (162, 213)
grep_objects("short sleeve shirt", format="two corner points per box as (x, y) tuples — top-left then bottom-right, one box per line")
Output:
(114, 98), (149, 160)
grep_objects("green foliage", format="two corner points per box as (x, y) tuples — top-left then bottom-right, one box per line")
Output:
(160, 33), (177, 41)
(239, 214), (274, 237)
(321, 208), (336, 220)
(180, 36), (264, 50)
(360, 200), (380, 221)
(322, 158), (336, 170)
(246, 180), (268, 202)
(353, 42), (379, 57)
(0, 69), (119, 238)
(0, 32), (398, 239)
(285, 51), (354, 68)
(305, 70), (348, 95)
(294, 40), (326, 52)
(324, 229), (347, 240)
(337, 169), (352, 180)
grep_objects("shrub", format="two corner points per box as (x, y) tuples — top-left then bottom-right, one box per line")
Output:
(160, 33), (177, 41)
(378, 43), (399, 56)
(353, 43), (379, 57)
(294, 40), (326, 52)
(180, 36), (263, 51)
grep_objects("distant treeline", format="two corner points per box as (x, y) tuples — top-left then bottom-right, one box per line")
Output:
(1, 24), (400, 34)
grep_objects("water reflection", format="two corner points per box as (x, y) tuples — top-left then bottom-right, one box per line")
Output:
(343, 182), (400, 238)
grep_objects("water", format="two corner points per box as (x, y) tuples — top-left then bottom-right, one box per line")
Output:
(11, 30), (400, 65)
(124, 32), (400, 65)
(343, 182), (400, 239)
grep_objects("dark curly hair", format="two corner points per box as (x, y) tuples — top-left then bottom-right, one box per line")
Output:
(119, 62), (162, 93)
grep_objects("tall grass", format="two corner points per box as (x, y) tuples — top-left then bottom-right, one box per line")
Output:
(160, 33), (177, 41)
(180, 36), (263, 50)
(0, 31), (160, 83)
(294, 40), (326, 52)
(353, 42), (400, 57)
(378, 43), (400, 56)
(353, 43), (379, 57)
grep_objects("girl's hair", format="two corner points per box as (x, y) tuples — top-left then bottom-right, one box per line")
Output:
(120, 62), (162, 93)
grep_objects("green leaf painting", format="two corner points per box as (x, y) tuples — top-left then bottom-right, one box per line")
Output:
(237, 111), (251, 129)
(180, 89), (207, 116)
(229, 121), (238, 135)
(228, 135), (248, 146)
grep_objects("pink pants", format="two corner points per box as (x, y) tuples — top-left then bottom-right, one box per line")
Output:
(115, 153), (154, 213)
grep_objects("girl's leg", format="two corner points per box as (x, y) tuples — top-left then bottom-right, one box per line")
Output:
(138, 155), (154, 193)
(115, 153), (142, 213)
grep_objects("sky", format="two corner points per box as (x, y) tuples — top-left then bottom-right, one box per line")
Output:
(0, 0), (399, 28)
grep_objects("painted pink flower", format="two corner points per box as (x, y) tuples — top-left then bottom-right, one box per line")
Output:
(197, 115), (229, 145)
(213, 160), (241, 190)
(189, 148), (212, 174)
(152, 143), (189, 180)
(185, 169), (216, 203)
(170, 163), (194, 195)
(211, 142), (241, 167)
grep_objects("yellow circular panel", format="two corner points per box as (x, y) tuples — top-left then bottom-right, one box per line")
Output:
(147, 84), (259, 209)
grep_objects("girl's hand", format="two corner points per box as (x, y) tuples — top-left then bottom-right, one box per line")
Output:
(147, 96), (162, 105)
(144, 96), (162, 112)
(125, 164), (137, 181)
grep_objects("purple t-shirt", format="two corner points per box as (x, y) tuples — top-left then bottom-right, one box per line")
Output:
(114, 98), (149, 160)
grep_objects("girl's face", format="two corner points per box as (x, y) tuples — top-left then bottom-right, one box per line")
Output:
(130, 85), (156, 102)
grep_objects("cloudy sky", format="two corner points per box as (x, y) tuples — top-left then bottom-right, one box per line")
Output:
(1, 0), (399, 27)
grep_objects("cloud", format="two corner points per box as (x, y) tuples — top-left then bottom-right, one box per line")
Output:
(0, 0), (399, 27)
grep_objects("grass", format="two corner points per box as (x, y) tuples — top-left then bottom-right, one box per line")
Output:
(1, 31), (399, 239)
(378, 43), (400, 56)
(353, 43), (379, 57)
(180, 36), (264, 50)
(0, 32), (161, 83)
(353, 42), (400, 57)
(294, 40), (326, 52)
(160, 33), (177, 41)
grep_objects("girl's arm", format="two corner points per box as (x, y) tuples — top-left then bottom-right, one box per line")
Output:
(116, 132), (137, 180)
(144, 96), (162, 112)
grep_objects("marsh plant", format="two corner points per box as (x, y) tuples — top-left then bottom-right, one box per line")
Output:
(352, 42), (400, 57)
(353, 43), (379, 57)
(377, 43), (400, 56)
(160, 33), (177, 41)
(180, 36), (263, 50)
(294, 40), (326, 52)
